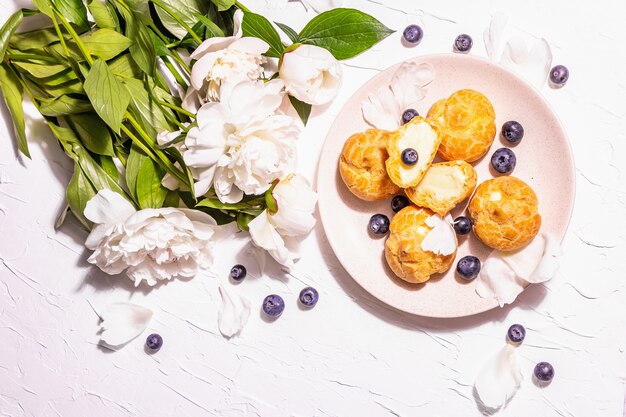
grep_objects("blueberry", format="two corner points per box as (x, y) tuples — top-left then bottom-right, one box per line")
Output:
(549, 65), (569, 86)
(507, 324), (526, 344)
(391, 195), (410, 212)
(402, 109), (419, 125)
(401, 148), (419, 165)
(491, 148), (516, 174)
(502, 121), (524, 144)
(145, 333), (163, 351)
(456, 256), (481, 280)
(230, 264), (247, 281)
(262, 294), (285, 317)
(403, 24), (423, 44)
(454, 34), (473, 52)
(453, 216), (472, 235)
(534, 362), (555, 382)
(369, 214), (390, 235)
(299, 287), (319, 307)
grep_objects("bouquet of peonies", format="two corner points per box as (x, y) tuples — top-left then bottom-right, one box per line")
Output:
(0, 0), (392, 285)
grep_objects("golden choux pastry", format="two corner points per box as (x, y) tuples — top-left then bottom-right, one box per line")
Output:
(339, 129), (400, 201)
(468, 176), (542, 251)
(385, 116), (441, 188)
(405, 160), (477, 216)
(427, 89), (496, 162)
(385, 206), (457, 284)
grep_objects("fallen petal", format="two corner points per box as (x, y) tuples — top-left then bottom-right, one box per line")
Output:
(218, 285), (251, 339)
(474, 344), (523, 413)
(99, 303), (153, 349)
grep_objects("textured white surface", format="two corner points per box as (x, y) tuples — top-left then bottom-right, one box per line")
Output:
(1, 0), (625, 416)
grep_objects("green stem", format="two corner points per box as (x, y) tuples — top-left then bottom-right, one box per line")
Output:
(168, 53), (191, 76)
(150, 0), (202, 43)
(235, 1), (251, 12)
(6, 52), (63, 64)
(156, 99), (195, 119)
(50, 15), (71, 58)
(54, 11), (93, 66)
(163, 58), (188, 90)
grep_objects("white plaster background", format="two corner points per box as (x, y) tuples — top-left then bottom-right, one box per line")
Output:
(1, 0), (625, 416)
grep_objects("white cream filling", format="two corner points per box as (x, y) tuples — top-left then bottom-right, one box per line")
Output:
(395, 122), (438, 184)
(411, 164), (467, 200)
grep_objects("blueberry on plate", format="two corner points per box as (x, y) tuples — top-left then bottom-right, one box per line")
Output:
(403, 24), (423, 44)
(401, 148), (419, 165)
(230, 264), (247, 281)
(402, 109), (419, 125)
(369, 214), (390, 235)
(457, 256), (481, 280)
(453, 216), (472, 235)
(145, 333), (163, 351)
(534, 362), (555, 382)
(262, 294), (285, 318)
(454, 34), (473, 52)
(299, 287), (319, 308)
(491, 148), (516, 174)
(507, 324), (526, 344)
(549, 65), (569, 86)
(391, 195), (410, 213)
(502, 121), (524, 144)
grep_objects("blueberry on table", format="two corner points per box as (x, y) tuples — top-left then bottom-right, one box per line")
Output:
(534, 362), (555, 382)
(262, 294), (285, 318)
(401, 148), (419, 165)
(456, 256), (481, 280)
(454, 34), (473, 52)
(391, 195), (410, 213)
(507, 324), (526, 344)
(230, 264), (247, 281)
(299, 287), (319, 308)
(453, 216), (472, 235)
(402, 109), (419, 125)
(369, 214), (390, 235)
(145, 333), (163, 351)
(491, 148), (516, 174)
(501, 121), (524, 144)
(549, 65), (569, 86)
(403, 24), (423, 44)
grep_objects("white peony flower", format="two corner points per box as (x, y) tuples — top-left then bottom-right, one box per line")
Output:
(279, 44), (342, 105)
(183, 79), (301, 203)
(361, 61), (434, 130)
(182, 10), (270, 111)
(84, 189), (218, 286)
(248, 173), (317, 268)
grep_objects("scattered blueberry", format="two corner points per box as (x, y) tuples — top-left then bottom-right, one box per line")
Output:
(454, 34), (473, 52)
(491, 148), (516, 174)
(391, 195), (410, 212)
(299, 287), (319, 308)
(369, 214), (390, 235)
(403, 24), (423, 44)
(230, 264), (247, 281)
(507, 324), (526, 344)
(402, 108), (419, 125)
(549, 65), (569, 86)
(502, 121), (524, 144)
(456, 256), (481, 280)
(401, 148), (419, 166)
(262, 294), (285, 318)
(453, 216), (472, 235)
(145, 333), (163, 351)
(534, 362), (555, 382)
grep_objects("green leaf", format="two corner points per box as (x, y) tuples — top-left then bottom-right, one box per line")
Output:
(0, 64), (29, 158)
(298, 8), (394, 60)
(39, 94), (92, 116)
(97, 155), (119, 180)
(24, 68), (78, 86)
(288, 95), (312, 125)
(84, 29), (133, 60)
(162, 190), (179, 207)
(241, 12), (284, 58)
(13, 62), (69, 78)
(149, 31), (171, 57)
(0, 11), (24, 63)
(154, 0), (209, 40)
(275, 22), (299, 44)
(136, 157), (168, 209)
(125, 145), (147, 199)
(121, 77), (174, 137)
(32, 0), (54, 17)
(196, 198), (253, 211)
(43, 79), (84, 96)
(51, 0), (90, 32)
(9, 27), (69, 50)
(236, 212), (255, 232)
(68, 113), (115, 156)
(108, 53), (143, 78)
(195, 14), (225, 38)
(66, 164), (96, 229)
(117, 3), (156, 76)
(210, 0), (235, 12)
(83, 58), (131, 133)
(87, 0), (117, 29)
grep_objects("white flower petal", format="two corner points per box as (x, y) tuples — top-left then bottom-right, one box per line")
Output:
(218, 285), (251, 339)
(227, 37), (270, 55)
(232, 9), (244, 37)
(474, 345), (523, 413)
(99, 303), (153, 348)
(420, 215), (457, 256)
(500, 36), (552, 89)
(248, 210), (295, 268)
(484, 13), (509, 61)
(190, 36), (237, 60)
(361, 85), (401, 130)
(390, 62), (433, 109)
(84, 189), (136, 225)
(271, 174), (317, 237)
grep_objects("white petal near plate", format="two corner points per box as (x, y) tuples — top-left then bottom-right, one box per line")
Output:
(317, 54), (574, 318)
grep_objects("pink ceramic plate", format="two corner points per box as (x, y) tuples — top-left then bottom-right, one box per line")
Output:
(317, 54), (575, 318)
